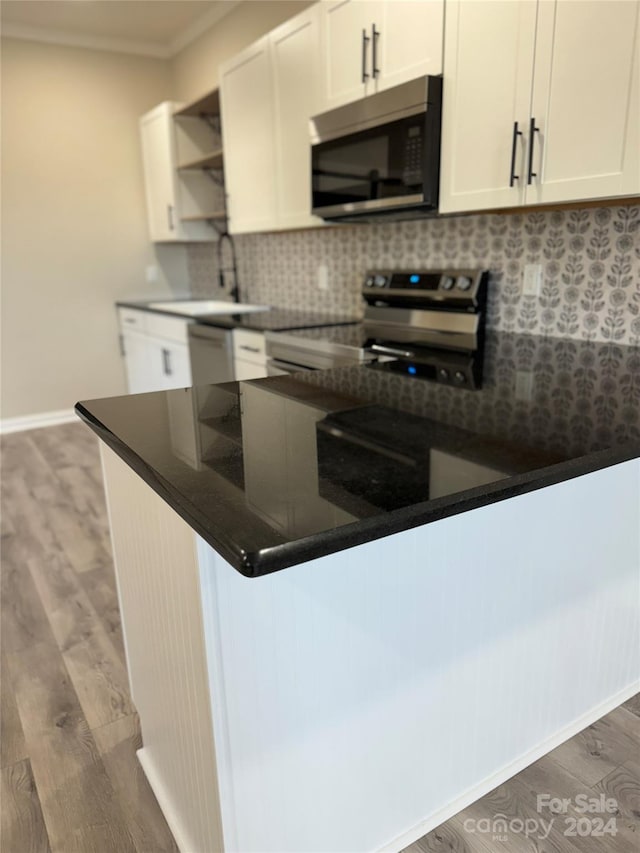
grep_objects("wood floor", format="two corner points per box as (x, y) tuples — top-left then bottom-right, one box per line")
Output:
(1, 422), (639, 853)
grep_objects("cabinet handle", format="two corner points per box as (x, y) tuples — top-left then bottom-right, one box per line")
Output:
(509, 121), (523, 187)
(167, 204), (175, 231)
(361, 29), (370, 83)
(527, 117), (540, 185)
(371, 24), (380, 79)
(162, 348), (172, 376)
(239, 344), (260, 354)
(119, 335), (125, 357)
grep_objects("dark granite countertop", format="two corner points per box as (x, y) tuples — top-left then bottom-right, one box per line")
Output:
(116, 298), (359, 332)
(76, 332), (640, 577)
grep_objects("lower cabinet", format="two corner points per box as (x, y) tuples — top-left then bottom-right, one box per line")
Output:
(119, 309), (192, 393)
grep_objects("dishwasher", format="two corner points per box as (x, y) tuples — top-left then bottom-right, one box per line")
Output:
(188, 324), (234, 385)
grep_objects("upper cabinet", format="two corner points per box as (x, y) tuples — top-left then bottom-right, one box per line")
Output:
(219, 38), (279, 235)
(440, 0), (640, 214)
(271, 7), (324, 230)
(221, 5), (324, 234)
(528, 0), (640, 206)
(321, 0), (443, 109)
(140, 97), (226, 242)
(220, 1), (444, 234)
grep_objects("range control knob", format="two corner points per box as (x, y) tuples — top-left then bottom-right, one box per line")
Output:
(374, 275), (388, 288)
(440, 276), (455, 291)
(454, 371), (467, 384)
(365, 275), (375, 287)
(456, 276), (472, 291)
(438, 368), (450, 381)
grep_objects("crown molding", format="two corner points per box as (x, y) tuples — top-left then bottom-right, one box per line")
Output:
(169, 0), (241, 55)
(1, 22), (171, 58)
(1, 1), (244, 60)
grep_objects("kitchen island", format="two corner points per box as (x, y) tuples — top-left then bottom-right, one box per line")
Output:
(76, 331), (640, 853)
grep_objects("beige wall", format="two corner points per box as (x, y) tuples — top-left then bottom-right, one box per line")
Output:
(171, 0), (313, 101)
(1, 2), (312, 421)
(1, 38), (182, 421)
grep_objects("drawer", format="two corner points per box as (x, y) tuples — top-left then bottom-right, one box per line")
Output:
(233, 329), (266, 364)
(118, 307), (148, 333)
(146, 313), (192, 344)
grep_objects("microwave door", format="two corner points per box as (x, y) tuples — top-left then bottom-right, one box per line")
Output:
(312, 114), (429, 216)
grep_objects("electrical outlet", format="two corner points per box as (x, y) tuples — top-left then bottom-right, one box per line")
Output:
(515, 370), (534, 402)
(317, 264), (329, 291)
(146, 265), (158, 284)
(523, 263), (542, 297)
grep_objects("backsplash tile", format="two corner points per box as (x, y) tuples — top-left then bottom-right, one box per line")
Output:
(188, 205), (640, 345)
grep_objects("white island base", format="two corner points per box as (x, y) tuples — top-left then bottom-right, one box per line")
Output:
(101, 446), (640, 853)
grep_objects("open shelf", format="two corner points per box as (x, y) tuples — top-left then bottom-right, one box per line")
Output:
(200, 416), (242, 445)
(178, 149), (224, 171)
(174, 89), (220, 119)
(181, 212), (227, 222)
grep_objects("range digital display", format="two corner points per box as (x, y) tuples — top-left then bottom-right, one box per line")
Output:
(388, 273), (440, 290)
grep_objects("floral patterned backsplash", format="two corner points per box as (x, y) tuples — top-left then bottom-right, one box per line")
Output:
(188, 204), (640, 345)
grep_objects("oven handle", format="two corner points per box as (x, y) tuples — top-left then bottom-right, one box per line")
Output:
(368, 343), (414, 359)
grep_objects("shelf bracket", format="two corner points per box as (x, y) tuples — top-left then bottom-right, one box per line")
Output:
(207, 217), (227, 236)
(204, 169), (224, 187)
(201, 113), (221, 134)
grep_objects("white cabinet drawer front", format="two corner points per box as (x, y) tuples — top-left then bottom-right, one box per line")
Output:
(233, 329), (266, 364)
(146, 313), (191, 344)
(118, 308), (148, 333)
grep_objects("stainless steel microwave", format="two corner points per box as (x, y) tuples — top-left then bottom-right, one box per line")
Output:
(310, 75), (442, 223)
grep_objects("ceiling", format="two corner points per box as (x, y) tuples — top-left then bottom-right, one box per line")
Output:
(0, 0), (241, 57)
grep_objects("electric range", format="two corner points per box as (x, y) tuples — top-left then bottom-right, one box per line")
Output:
(265, 268), (489, 389)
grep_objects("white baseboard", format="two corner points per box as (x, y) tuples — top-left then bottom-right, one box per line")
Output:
(0, 408), (77, 434)
(379, 680), (640, 853)
(136, 747), (200, 853)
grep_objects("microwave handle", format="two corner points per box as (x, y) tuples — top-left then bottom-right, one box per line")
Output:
(361, 29), (370, 83)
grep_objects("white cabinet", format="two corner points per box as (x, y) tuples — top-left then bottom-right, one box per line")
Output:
(271, 6), (324, 230)
(221, 5), (325, 235)
(232, 329), (268, 380)
(118, 309), (192, 393)
(139, 102), (219, 242)
(440, 0), (640, 214)
(320, 0), (443, 109)
(220, 2), (444, 234)
(321, 0), (381, 107)
(219, 39), (278, 235)
(528, 0), (640, 206)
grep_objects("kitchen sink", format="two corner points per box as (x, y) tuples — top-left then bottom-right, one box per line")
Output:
(148, 300), (271, 317)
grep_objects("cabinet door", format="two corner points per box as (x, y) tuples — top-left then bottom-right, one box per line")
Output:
(122, 331), (154, 394)
(271, 6), (325, 230)
(149, 338), (191, 390)
(321, 0), (382, 109)
(439, 0), (537, 214)
(528, 0), (640, 205)
(220, 38), (278, 234)
(375, 0), (443, 92)
(140, 103), (182, 242)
